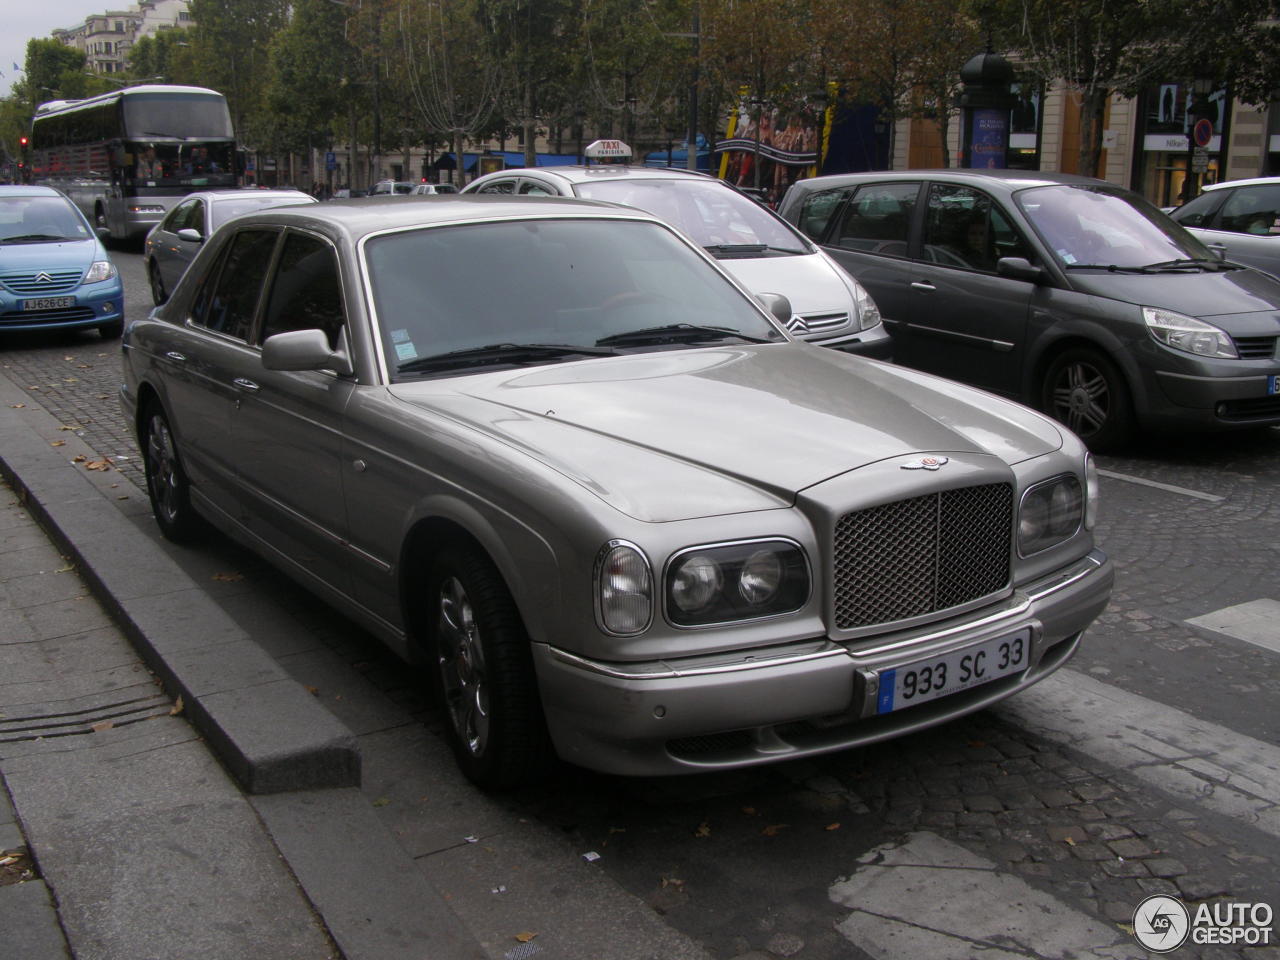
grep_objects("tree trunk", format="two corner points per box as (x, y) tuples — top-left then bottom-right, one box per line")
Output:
(1077, 88), (1108, 178)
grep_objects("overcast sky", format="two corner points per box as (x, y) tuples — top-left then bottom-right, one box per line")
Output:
(4, 1), (119, 100)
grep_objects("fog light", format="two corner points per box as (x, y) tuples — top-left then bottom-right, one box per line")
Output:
(102, 302), (115, 313)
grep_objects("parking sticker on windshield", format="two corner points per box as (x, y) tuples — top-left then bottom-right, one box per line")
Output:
(390, 328), (418, 361)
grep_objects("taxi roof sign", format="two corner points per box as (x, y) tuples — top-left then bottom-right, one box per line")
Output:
(584, 139), (633, 160)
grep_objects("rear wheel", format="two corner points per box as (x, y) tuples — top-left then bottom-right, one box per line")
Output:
(140, 404), (204, 543)
(427, 543), (551, 789)
(1041, 347), (1134, 452)
(148, 259), (168, 305)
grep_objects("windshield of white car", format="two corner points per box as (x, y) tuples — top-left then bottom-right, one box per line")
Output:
(573, 178), (808, 254)
(1017, 184), (1214, 270)
(0, 196), (91, 244)
(366, 218), (786, 381)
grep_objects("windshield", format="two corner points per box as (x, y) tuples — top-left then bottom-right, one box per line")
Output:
(1017, 184), (1212, 269)
(573, 178), (808, 254)
(0, 195), (92, 243)
(365, 218), (785, 380)
(127, 141), (236, 187)
(122, 92), (234, 140)
(210, 195), (315, 229)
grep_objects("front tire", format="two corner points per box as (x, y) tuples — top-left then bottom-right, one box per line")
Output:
(148, 259), (168, 305)
(1041, 347), (1134, 452)
(140, 404), (204, 543)
(428, 544), (551, 789)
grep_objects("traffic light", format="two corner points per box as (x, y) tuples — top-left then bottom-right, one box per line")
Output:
(18, 136), (27, 148)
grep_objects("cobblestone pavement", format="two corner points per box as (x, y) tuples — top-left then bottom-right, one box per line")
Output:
(2, 308), (1278, 959)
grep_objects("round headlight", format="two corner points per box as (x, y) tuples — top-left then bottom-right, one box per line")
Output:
(596, 542), (652, 635)
(739, 550), (782, 605)
(670, 554), (722, 613)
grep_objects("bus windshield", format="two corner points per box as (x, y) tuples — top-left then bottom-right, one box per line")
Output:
(128, 141), (236, 186)
(122, 92), (234, 140)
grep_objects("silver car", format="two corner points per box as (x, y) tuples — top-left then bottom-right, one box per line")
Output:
(462, 165), (891, 356)
(144, 189), (318, 305)
(1169, 177), (1280, 277)
(120, 196), (1112, 788)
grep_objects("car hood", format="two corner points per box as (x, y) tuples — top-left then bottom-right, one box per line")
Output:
(388, 345), (1063, 522)
(0, 237), (101, 271)
(1067, 266), (1280, 320)
(714, 252), (854, 315)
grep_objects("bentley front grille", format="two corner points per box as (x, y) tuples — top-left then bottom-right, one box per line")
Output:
(833, 483), (1013, 630)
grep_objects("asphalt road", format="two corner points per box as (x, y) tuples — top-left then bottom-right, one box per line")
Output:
(2, 243), (1277, 959)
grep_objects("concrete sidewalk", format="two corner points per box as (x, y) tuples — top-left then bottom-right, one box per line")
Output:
(0, 358), (712, 960)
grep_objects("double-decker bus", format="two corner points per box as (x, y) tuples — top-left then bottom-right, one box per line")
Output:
(30, 84), (237, 241)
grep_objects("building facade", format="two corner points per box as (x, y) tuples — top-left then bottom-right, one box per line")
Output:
(53, 0), (192, 77)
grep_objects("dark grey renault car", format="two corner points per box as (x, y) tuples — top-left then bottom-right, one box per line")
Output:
(778, 170), (1280, 449)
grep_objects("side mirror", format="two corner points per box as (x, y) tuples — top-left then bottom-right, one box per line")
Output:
(755, 291), (794, 326)
(176, 228), (203, 243)
(996, 256), (1046, 284)
(262, 328), (354, 376)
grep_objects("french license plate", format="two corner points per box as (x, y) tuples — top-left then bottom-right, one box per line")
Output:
(23, 296), (75, 311)
(1268, 375), (1279, 395)
(876, 629), (1031, 715)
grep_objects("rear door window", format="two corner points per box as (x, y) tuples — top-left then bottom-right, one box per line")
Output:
(831, 183), (919, 257)
(794, 188), (850, 241)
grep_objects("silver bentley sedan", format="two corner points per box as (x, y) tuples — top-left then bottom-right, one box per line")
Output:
(120, 195), (1113, 788)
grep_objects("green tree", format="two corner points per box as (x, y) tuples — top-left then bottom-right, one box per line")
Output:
(16, 38), (88, 113)
(129, 30), (197, 85)
(264, 0), (357, 160)
(187, 0), (289, 145)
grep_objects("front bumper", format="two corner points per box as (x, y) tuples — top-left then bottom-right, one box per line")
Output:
(1152, 368), (1280, 426)
(0, 281), (124, 333)
(534, 548), (1112, 776)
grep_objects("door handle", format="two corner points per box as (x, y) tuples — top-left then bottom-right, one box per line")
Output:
(164, 351), (187, 362)
(232, 378), (260, 393)
(910, 281), (936, 292)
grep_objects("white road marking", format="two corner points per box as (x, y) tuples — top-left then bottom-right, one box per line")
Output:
(997, 668), (1280, 838)
(1187, 599), (1280, 655)
(1096, 469), (1224, 502)
(830, 832), (1141, 959)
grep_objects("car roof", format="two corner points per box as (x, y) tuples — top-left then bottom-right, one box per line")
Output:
(234, 194), (665, 240)
(185, 189), (315, 203)
(0, 185), (64, 198)
(472, 165), (716, 186)
(785, 169), (1110, 195)
(1200, 176), (1280, 192)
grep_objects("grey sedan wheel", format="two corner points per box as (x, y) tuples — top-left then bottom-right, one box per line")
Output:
(148, 259), (168, 305)
(1042, 347), (1133, 452)
(141, 405), (203, 543)
(429, 545), (551, 788)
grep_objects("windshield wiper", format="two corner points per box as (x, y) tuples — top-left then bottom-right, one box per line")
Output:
(595, 323), (774, 347)
(704, 243), (805, 255)
(0, 234), (69, 243)
(1140, 258), (1227, 272)
(1062, 263), (1152, 273)
(396, 342), (619, 375)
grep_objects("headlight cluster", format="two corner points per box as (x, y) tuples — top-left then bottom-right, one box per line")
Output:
(851, 280), (882, 331)
(595, 539), (809, 635)
(1018, 471), (1088, 556)
(84, 260), (116, 284)
(1142, 306), (1236, 358)
(666, 540), (808, 626)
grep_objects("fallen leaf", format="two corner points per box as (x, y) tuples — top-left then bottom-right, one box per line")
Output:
(1064, 836), (1077, 846)
(761, 824), (789, 837)
(1117, 923), (1135, 936)
(694, 821), (712, 838)
(55, 564), (74, 573)
(742, 806), (757, 816)
(50, 440), (66, 447)
(660, 876), (685, 889)
(63, 377), (78, 383)
(514, 932), (538, 943)
(117, 496), (129, 501)
(84, 459), (112, 471)
(72, 455), (87, 463)
(967, 740), (987, 748)
(825, 823), (841, 831)
(211, 572), (244, 582)
(169, 695), (184, 716)
(372, 797), (390, 807)
(305, 685), (320, 696)
(608, 826), (626, 834)
(9, 403), (25, 409)
(58, 425), (76, 431)
(91, 720), (114, 732)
